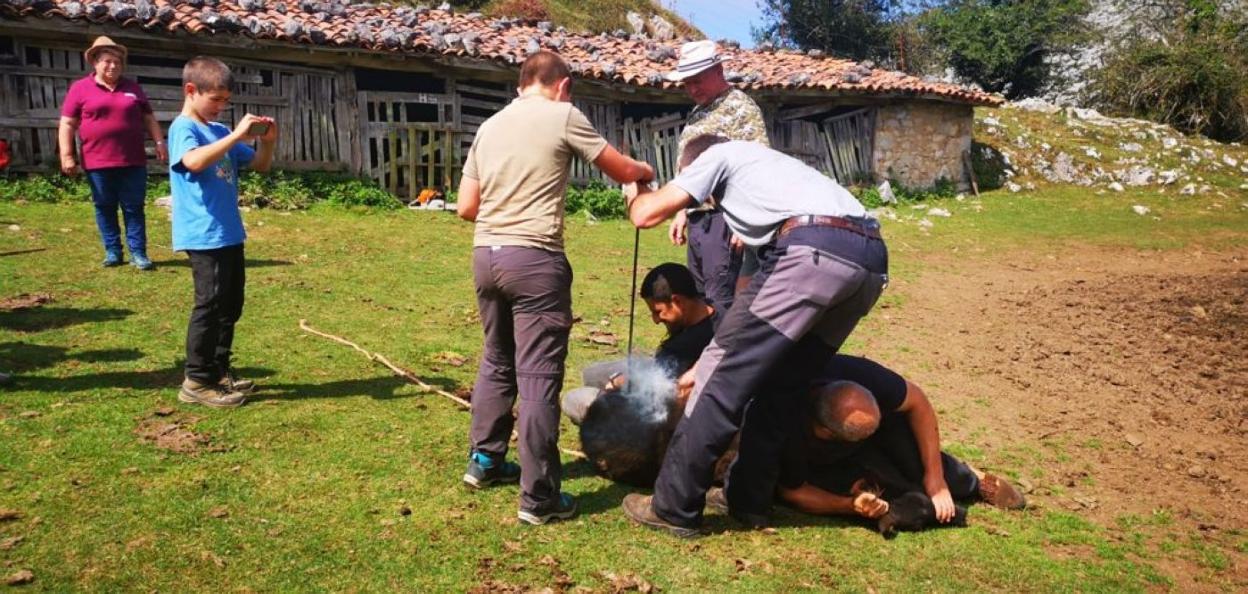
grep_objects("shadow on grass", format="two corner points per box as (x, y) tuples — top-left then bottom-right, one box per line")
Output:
(0, 341), (144, 372)
(9, 363), (277, 394)
(158, 259), (294, 269)
(0, 247), (47, 257)
(0, 306), (133, 332)
(250, 375), (436, 401)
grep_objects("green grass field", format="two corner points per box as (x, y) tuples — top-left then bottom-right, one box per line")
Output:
(1, 187), (1245, 591)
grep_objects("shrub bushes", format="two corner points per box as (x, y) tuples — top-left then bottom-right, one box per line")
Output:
(237, 171), (403, 210)
(565, 180), (627, 219)
(0, 170), (402, 210)
(1090, 4), (1248, 143)
(853, 177), (958, 209)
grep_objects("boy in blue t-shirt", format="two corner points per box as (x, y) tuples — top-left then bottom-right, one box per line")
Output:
(169, 56), (277, 408)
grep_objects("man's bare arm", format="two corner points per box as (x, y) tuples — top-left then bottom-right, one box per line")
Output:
(457, 176), (482, 222)
(779, 483), (889, 518)
(896, 379), (955, 521)
(625, 182), (695, 228)
(594, 145), (654, 184)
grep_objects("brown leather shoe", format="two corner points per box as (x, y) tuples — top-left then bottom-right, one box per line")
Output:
(179, 379), (246, 409)
(979, 473), (1027, 510)
(219, 371), (256, 394)
(621, 494), (703, 539)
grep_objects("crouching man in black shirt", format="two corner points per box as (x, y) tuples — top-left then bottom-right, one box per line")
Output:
(562, 263), (719, 424)
(721, 355), (1026, 523)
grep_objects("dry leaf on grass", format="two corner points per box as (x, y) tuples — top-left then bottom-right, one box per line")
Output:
(586, 330), (619, 346)
(5, 569), (34, 586)
(0, 536), (22, 550)
(433, 351), (470, 367)
(0, 509), (21, 521)
(596, 571), (657, 593)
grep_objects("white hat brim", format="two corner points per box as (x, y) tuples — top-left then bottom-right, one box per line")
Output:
(664, 56), (726, 82)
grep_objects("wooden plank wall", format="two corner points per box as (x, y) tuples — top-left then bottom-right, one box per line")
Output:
(0, 34), (886, 196)
(0, 35), (348, 172)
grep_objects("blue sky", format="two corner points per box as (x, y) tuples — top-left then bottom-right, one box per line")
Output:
(665, 0), (765, 48)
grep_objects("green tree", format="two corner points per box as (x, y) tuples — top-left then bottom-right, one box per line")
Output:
(753, 0), (904, 63)
(920, 0), (1090, 98)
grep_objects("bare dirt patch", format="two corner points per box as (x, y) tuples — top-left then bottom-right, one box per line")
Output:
(859, 247), (1247, 587)
(0, 293), (51, 311)
(133, 409), (224, 455)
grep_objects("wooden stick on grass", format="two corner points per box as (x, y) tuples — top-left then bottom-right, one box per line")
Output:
(298, 319), (586, 460)
(299, 318), (472, 408)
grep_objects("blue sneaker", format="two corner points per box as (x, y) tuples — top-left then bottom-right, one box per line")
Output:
(131, 253), (154, 271)
(462, 451), (520, 489)
(102, 251), (124, 267)
(518, 492), (578, 525)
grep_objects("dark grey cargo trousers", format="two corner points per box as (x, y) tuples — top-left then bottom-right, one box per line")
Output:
(652, 223), (889, 527)
(687, 209), (743, 312)
(469, 246), (573, 512)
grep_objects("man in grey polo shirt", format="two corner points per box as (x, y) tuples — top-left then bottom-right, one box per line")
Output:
(619, 134), (889, 537)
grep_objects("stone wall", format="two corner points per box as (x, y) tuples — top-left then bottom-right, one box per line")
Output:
(873, 102), (974, 190)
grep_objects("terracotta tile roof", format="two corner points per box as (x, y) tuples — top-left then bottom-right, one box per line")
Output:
(0, 0), (1003, 106)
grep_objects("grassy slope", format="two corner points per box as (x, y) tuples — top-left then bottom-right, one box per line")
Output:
(2, 181), (1245, 590)
(447, 0), (702, 37)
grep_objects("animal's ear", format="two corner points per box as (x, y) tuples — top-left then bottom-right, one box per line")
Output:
(952, 504), (969, 527)
(878, 514), (898, 539)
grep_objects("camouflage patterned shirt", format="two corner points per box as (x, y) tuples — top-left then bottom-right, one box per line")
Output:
(678, 88), (771, 155)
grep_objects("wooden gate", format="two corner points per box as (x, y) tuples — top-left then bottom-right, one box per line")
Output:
(821, 108), (876, 184)
(359, 90), (460, 201)
(622, 112), (685, 184)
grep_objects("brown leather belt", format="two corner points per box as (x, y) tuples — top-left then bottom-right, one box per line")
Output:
(778, 215), (881, 240)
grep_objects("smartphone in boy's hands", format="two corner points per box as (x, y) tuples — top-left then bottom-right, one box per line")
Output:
(247, 121), (271, 137)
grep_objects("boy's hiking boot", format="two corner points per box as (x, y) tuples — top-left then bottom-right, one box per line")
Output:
(518, 492), (578, 525)
(622, 494), (704, 539)
(462, 451), (520, 489)
(220, 371), (256, 394)
(102, 251), (124, 267)
(131, 253), (154, 271)
(179, 378), (246, 409)
(979, 473), (1027, 510)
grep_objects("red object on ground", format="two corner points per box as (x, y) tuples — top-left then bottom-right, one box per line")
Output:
(0, 138), (10, 170)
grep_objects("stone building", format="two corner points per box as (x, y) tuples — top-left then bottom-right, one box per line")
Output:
(0, 0), (1000, 197)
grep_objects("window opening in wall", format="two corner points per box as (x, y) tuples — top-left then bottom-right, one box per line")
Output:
(354, 67), (446, 93)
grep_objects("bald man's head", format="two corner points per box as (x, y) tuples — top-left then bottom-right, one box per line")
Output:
(811, 381), (881, 442)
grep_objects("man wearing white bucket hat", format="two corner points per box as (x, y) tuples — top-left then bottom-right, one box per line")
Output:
(666, 40), (770, 315)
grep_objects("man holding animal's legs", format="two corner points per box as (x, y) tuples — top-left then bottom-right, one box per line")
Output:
(562, 263), (719, 425)
(665, 40), (771, 312)
(456, 50), (654, 525)
(727, 356), (1026, 528)
(620, 135), (888, 537)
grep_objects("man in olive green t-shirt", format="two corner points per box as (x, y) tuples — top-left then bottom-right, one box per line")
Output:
(456, 50), (654, 525)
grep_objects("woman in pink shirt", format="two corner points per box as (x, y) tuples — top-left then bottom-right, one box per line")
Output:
(58, 36), (166, 270)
